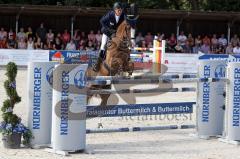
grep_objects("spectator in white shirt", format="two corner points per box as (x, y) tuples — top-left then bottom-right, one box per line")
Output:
(136, 32), (144, 46)
(0, 27), (7, 40)
(27, 37), (34, 50)
(233, 44), (240, 54)
(65, 39), (76, 50)
(218, 34), (227, 47)
(177, 31), (187, 47)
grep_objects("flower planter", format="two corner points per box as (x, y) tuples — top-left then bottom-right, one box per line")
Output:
(2, 133), (22, 149)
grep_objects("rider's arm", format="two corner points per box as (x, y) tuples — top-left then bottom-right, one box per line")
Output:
(100, 12), (111, 29)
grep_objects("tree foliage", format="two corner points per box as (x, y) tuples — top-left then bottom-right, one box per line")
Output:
(0, 0), (240, 12)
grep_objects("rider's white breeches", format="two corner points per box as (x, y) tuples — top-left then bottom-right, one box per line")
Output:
(100, 34), (108, 50)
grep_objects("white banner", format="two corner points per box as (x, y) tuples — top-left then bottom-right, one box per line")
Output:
(162, 53), (199, 74)
(0, 49), (49, 66)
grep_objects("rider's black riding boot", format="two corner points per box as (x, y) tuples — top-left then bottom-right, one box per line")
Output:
(93, 50), (105, 72)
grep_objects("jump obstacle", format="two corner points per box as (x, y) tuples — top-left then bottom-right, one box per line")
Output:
(26, 58), (240, 154)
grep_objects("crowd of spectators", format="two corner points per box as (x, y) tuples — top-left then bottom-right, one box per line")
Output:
(0, 23), (240, 54)
(0, 23), (102, 51)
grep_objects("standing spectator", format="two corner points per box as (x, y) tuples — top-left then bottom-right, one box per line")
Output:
(46, 29), (54, 42)
(145, 32), (153, 46)
(233, 44), (240, 54)
(8, 28), (16, 40)
(225, 43), (233, 54)
(135, 32), (144, 46)
(26, 27), (33, 39)
(95, 30), (102, 44)
(230, 34), (239, 47)
(65, 39), (76, 50)
(88, 30), (96, 43)
(35, 37), (43, 49)
(0, 27), (7, 40)
(36, 23), (47, 43)
(7, 34), (17, 49)
(177, 31), (187, 49)
(17, 38), (27, 49)
(27, 37), (34, 50)
(218, 34), (228, 47)
(0, 36), (7, 48)
(211, 34), (218, 53)
(17, 28), (26, 41)
(62, 29), (70, 46)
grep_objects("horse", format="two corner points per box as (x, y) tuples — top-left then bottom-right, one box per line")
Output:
(86, 19), (134, 106)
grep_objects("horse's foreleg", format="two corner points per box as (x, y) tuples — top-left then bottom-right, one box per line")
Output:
(99, 94), (111, 106)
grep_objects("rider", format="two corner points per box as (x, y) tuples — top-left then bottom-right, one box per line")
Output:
(93, 2), (137, 72)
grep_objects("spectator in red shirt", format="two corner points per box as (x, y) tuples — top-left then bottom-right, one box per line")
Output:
(0, 36), (8, 48)
(167, 33), (177, 50)
(62, 29), (70, 45)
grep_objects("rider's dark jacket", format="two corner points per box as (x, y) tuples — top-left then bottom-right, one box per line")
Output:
(100, 10), (125, 37)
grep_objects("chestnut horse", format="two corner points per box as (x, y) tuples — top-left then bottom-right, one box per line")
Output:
(87, 20), (134, 106)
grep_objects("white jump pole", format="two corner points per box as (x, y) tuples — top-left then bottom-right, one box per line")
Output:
(197, 60), (226, 138)
(27, 62), (58, 147)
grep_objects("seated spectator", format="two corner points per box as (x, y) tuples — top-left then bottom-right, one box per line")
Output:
(211, 34), (218, 53)
(65, 39), (76, 50)
(174, 42), (183, 53)
(218, 34), (228, 47)
(26, 27), (33, 39)
(46, 29), (54, 42)
(195, 35), (202, 47)
(0, 36), (8, 48)
(231, 34), (239, 47)
(167, 33), (177, 50)
(36, 23), (47, 43)
(86, 40), (95, 51)
(95, 30), (102, 44)
(184, 41), (193, 53)
(202, 35), (210, 46)
(8, 28), (16, 40)
(147, 41), (153, 48)
(17, 27), (26, 41)
(215, 45), (225, 54)
(35, 37), (43, 49)
(81, 31), (87, 41)
(88, 30), (96, 43)
(200, 42), (210, 53)
(0, 27), (7, 40)
(187, 33), (194, 50)
(136, 32), (144, 46)
(27, 37), (34, 50)
(53, 37), (63, 50)
(7, 34), (17, 49)
(233, 44), (240, 54)
(62, 29), (70, 45)
(144, 32), (153, 46)
(225, 43), (233, 54)
(177, 31), (187, 48)
(17, 38), (27, 49)
(140, 40), (147, 48)
(156, 33), (165, 41)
